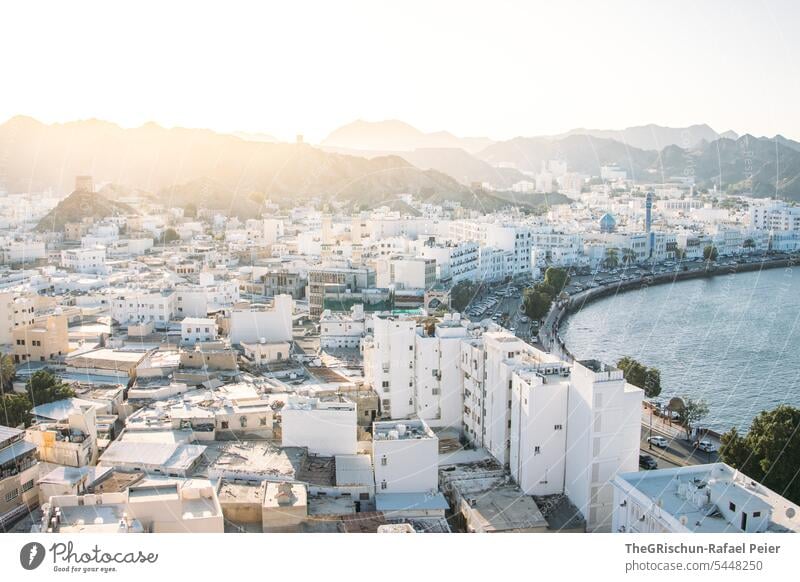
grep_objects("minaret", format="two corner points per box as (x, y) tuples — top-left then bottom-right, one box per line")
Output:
(646, 191), (654, 257)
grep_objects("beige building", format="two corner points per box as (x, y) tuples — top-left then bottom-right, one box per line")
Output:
(0, 425), (39, 531)
(262, 482), (308, 532)
(38, 477), (224, 533)
(12, 311), (69, 363)
(25, 404), (99, 468)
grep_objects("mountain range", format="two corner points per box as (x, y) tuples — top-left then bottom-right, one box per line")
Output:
(4, 116), (800, 226)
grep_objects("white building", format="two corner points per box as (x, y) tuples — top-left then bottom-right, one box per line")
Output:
(363, 313), (472, 427)
(320, 305), (365, 349)
(111, 290), (177, 328)
(373, 419), (438, 494)
(564, 360), (642, 532)
(749, 199), (800, 232)
(38, 477), (224, 533)
(611, 463), (800, 533)
(383, 255), (436, 289)
(229, 294), (293, 345)
(362, 316), (417, 419)
(418, 239), (479, 284)
(180, 317), (218, 344)
(60, 246), (107, 274)
(281, 396), (357, 456)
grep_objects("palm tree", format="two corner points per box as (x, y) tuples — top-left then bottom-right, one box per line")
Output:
(604, 248), (619, 269)
(0, 353), (14, 394)
(621, 248), (636, 266)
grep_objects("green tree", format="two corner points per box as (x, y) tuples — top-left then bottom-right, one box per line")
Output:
(720, 405), (800, 504)
(0, 353), (14, 392)
(450, 280), (477, 312)
(743, 238), (755, 252)
(621, 248), (636, 265)
(604, 248), (619, 269)
(616, 356), (662, 398)
(523, 288), (552, 321)
(676, 397), (709, 439)
(674, 248), (686, 260)
(0, 392), (32, 428)
(542, 267), (569, 296)
(161, 228), (180, 244)
(25, 370), (75, 408)
(703, 245), (719, 261)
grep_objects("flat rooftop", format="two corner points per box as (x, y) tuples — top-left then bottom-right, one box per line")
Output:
(616, 463), (800, 533)
(373, 419), (435, 441)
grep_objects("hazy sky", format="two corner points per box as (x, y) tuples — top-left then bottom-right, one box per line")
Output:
(2, 0), (798, 142)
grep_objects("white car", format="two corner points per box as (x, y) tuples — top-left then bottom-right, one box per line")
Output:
(647, 436), (669, 448)
(696, 439), (717, 453)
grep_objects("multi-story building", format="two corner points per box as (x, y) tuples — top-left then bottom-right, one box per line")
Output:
(307, 266), (375, 318)
(12, 311), (69, 363)
(111, 290), (177, 328)
(611, 463), (800, 533)
(60, 246), (107, 274)
(418, 239), (479, 284)
(320, 305), (365, 349)
(363, 313), (472, 428)
(0, 292), (36, 347)
(229, 295), (293, 345)
(373, 419), (438, 494)
(0, 425), (39, 531)
(180, 317), (218, 344)
(281, 396), (357, 456)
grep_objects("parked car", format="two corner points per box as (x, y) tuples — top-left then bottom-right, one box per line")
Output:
(696, 439), (717, 453)
(647, 435), (669, 448)
(639, 454), (658, 470)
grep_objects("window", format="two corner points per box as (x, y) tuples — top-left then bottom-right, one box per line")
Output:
(5, 488), (19, 502)
(554, 424), (563, 430)
(381, 456), (387, 466)
(22, 480), (34, 492)
(753, 511), (761, 518)
(381, 480), (387, 490)
(729, 502), (736, 512)
(534, 446), (541, 455)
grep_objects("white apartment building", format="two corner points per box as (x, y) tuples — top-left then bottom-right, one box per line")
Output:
(373, 419), (438, 494)
(460, 331), (642, 532)
(320, 305), (365, 349)
(564, 360), (642, 532)
(363, 313), (472, 427)
(477, 246), (511, 283)
(383, 256), (436, 289)
(60, 246), (107, 274)
(180, 317), (218, 344)
(363, 316), (417, 419)
(749, 199), (800, 232)
(229, 294), (293, 345)
(412, 314), (471, 428)
(529, 228), (583, 266)
(281, 396), (357, 456)
(111, 290), (177, 328)
(418, 240), (479, 284)
(612, 463), (800, 533)
(176, 275), (240, 317)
